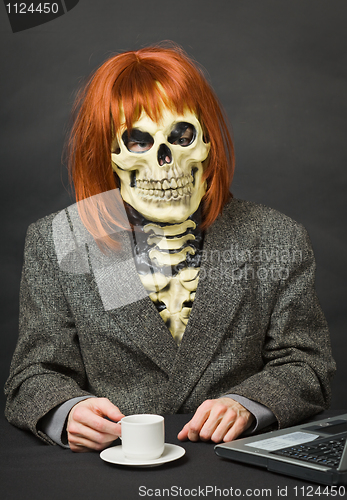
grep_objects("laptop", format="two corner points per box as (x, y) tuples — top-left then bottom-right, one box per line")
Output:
(215, 413), (347, 485)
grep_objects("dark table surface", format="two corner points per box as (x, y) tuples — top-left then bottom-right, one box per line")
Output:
(1, 406), (346, 500)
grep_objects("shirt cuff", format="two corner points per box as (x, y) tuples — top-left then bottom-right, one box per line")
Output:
(39, 396), (95, 448)
(221, 394), (278, 434)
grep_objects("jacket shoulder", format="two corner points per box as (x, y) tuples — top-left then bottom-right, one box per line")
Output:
(222, 198), (304, 231)
(26, 211), (58, 236)
(216, 198), (311, 250)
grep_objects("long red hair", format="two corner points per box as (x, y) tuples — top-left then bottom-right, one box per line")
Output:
(67, 44), (234, 243)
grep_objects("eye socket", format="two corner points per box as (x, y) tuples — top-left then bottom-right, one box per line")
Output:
(168, 122), (196, 147)
(127, 141), (153, 153)
(122, 129), (154, 153)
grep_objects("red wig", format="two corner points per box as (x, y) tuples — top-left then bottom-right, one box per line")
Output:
(67, 44), (234, 242)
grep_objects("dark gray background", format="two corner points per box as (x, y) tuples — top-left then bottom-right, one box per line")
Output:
(0, 1), (346, 410)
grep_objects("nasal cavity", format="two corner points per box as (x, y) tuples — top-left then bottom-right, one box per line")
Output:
(157, 144), (172, 166)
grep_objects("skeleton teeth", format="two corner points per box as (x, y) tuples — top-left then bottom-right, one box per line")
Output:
(136, 176), (194, 191)
(135, 173), (195, 202)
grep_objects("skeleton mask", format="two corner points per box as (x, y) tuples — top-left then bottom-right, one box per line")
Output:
(111, 109), (210, 223)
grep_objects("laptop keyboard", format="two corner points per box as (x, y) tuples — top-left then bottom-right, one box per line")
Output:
(271, 436), (346, 469)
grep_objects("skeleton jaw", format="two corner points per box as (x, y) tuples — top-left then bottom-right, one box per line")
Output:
(136, 171), (193, 201)
(117, 164), (206, 223)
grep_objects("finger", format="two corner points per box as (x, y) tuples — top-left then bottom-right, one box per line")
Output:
(186, 418), (208, 441)
(68, 432), (115, 452)
(72, 406), (122, 438)
(196, 401), (236, 441)
(206, 398), (254, 442)
(209, 411), (238, 443)
(183, 403), (213, 442)
(177, 421), (191, 441)
(223, 413), (253, 442)
(67, 418), (120, 446)
(200, 413), (234, 443)
(69, 443), (90, 453)
(91, 398), (125, 422)
(177, 400), (216, 442)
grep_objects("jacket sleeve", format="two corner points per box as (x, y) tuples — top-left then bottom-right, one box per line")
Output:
(226, 223), (336, 428)
(4, 221), (92, 444)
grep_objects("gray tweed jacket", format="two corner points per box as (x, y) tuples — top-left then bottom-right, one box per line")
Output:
(4, 198), (336, 444)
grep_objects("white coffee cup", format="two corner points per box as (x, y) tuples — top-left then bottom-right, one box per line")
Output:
(120, 414), (165, 461)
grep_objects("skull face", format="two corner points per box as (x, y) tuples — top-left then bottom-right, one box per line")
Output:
(111, 109), (210, 223)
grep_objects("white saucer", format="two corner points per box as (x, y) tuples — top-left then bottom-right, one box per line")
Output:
(100, 443), (185, 467)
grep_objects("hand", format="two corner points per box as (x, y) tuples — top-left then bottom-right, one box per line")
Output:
(67, 397), (125, 452)
(177, 398), (255, 443)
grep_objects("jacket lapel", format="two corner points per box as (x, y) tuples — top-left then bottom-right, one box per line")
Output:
(60, 201), (179, 377)
(95, 230), (179, 376)
(108, 296), (179, 376)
